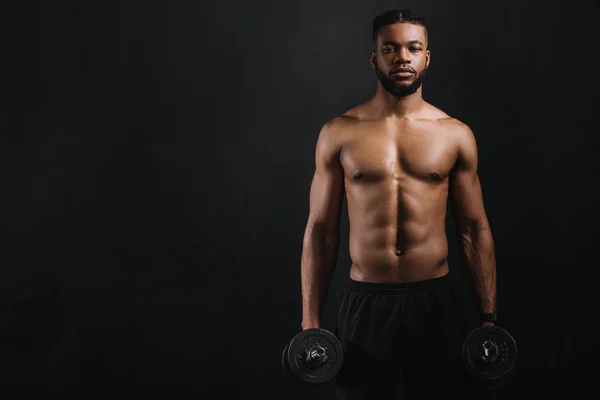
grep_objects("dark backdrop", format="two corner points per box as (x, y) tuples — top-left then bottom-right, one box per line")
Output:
(1, 0), (598, 399)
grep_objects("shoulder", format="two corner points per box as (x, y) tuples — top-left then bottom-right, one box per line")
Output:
(443, 118), (477, 150)
(322, 114), (359, 132)
(423, 103), (476, 148)
(422, 103), (478, 165)
(318, 115), (353, 143)
(316, 106), (364, 147)
(441, 118), (478, 167)
(314, 104), (371, 165)
(314, 115), (355, 162)
(422, 103), (473, 134)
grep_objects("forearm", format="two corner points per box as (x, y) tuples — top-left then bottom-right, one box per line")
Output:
(300, 223), (339, 329)
(460, 226), (496, 313)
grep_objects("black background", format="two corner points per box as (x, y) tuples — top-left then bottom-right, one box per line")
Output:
(1, 0), (598, 398)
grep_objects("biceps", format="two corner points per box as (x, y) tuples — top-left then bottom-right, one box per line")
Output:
(308, 167), (344, 231)
(451, 169), (488, 230)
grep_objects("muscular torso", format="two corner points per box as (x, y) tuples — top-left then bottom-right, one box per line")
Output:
(337, 103), (460, 283)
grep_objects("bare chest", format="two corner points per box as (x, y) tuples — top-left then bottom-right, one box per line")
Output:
(339, 125), (458, 183)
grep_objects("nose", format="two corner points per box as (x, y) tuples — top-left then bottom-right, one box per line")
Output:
(393, 48), (411, 64)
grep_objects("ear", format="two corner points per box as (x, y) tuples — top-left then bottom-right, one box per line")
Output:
(369, 50), (376, 69)
(425, 49), (431, 68)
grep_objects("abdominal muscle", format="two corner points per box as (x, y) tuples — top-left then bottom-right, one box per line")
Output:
(346, 185), (451, 283)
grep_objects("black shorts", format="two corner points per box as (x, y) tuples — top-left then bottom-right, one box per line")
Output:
(334, 273), (475, 400)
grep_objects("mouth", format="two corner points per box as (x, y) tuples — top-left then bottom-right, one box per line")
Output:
(391, 69), (414, 77)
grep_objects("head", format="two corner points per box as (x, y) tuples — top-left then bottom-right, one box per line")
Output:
(370, 9), (430, 97)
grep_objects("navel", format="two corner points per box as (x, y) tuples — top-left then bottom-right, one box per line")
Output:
(353, 171), (363, 180)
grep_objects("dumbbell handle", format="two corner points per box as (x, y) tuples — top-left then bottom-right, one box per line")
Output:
(304, 344), (328, 366)
(482, 340), (498, 362)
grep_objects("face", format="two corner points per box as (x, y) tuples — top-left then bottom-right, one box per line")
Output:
(370, 22), (430, 97)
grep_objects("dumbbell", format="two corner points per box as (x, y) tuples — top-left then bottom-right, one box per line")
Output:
(462, 325), (518, 390)
(281, 328), (344, 384)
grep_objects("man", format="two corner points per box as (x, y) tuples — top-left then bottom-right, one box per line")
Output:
(300, 9), (497, 400)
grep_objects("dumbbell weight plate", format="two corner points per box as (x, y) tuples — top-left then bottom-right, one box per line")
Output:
(282, 341), (291, 374)
(462, 325), (518, 388)
(285, 328), (344, 384)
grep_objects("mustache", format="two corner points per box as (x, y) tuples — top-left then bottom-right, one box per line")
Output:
(390, 66), (415, 74)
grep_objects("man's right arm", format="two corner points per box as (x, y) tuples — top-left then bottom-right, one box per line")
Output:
(301, 122), (344, 330)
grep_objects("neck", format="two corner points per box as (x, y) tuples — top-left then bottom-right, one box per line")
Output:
(372, 83), (424, 118)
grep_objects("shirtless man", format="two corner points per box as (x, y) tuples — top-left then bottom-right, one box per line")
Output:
(300, 9), (497, 400)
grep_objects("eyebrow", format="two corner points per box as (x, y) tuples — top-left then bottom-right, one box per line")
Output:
(381, 40), (424, 46)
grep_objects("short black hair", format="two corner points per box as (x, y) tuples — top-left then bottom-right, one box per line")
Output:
(372, 9), (428, 44)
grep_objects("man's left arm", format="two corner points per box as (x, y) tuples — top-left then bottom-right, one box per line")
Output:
(449, 123), (496, 325)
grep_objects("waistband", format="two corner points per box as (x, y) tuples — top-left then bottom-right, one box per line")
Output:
(342, 273), (451, 294)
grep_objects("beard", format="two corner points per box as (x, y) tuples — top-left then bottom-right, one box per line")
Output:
(375, 64), (427, 98)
